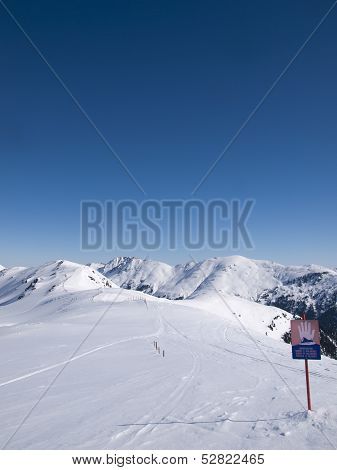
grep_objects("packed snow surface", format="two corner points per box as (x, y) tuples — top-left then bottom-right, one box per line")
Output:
(0, 259), (336, 449)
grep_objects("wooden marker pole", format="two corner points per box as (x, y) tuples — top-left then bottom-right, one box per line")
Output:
(302, 313), (312, 411)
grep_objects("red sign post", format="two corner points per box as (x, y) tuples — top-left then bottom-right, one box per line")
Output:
(304, 346), (311, 411)
(290, 315), (321, 411)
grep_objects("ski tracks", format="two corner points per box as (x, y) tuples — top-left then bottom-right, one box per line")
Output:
(111, 305), (202, 449)
(0, 301), (163, 390)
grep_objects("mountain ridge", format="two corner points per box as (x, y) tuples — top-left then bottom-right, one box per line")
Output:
(1, 255), (336, 357)
(89, 255), (337, 358)
(0, 260), (117, 307)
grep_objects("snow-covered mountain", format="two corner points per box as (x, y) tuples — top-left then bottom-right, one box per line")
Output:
(91, 255), (337, 358)
(258, 270), (337, 358)
(0, 260), (117, 307)
(0, 257), (336, 449)
(90, 255), (279, 299)
(89, 257), (174, 295)
(3, 256), (334, 356)
(0, 258), (292, 341)
(91, 255), (336, 301)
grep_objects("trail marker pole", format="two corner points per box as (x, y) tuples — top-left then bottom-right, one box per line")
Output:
(302, 314), (312, 411)
(304, 351), (312, 411)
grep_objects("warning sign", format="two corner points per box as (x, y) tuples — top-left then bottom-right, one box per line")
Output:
(291, 319), (321, 360)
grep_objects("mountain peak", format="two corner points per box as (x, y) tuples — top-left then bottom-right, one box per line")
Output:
(0, 260), (117, 307)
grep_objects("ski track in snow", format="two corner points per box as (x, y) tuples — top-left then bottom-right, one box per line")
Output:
(0, 334), (157, 389)
(0, 260), (336, 449)
(111, 304), (202, 448)
(0, 299), (162, 389)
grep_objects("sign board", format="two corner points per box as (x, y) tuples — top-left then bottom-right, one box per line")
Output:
(291, 319), (321, 360)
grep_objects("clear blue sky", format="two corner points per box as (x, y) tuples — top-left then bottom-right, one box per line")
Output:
(1, 0), (336, 267)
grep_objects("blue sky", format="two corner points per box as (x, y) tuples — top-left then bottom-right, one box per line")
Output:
(1, 0), (336, 267)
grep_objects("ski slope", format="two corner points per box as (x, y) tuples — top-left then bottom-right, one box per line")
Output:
(0, 277), (336, 450)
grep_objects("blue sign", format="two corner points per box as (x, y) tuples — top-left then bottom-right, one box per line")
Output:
(292, 344), (321, 360)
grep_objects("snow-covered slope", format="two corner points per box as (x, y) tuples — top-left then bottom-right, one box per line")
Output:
(92, 255), (275, 299)
(258, 270), (337, 358)
(0, 258), (336, 449)
(93, 255), (337, 358)
(0, 264), (5, 271)
(158, 256), (281, 300)
(0, 260), (117, 307)
(258, 270), (337, 315)
(89, 257), (174, 295)
(0, 259), (292, 341)
(94, 255), (337, 302)
(0, 281), (336, 449)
